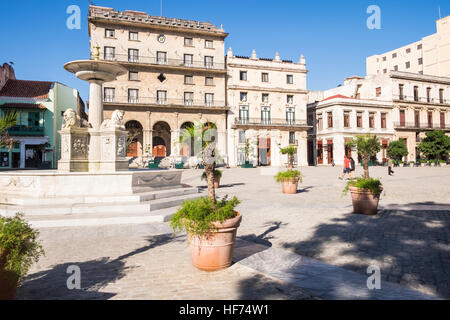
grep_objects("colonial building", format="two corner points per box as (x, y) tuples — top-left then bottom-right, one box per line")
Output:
(0, 64), (85, 169)
(308, 71), (450, 166)
(88, 5), (229, 165)
(366, 15), (450, 78)
(226, 48), (310, 167)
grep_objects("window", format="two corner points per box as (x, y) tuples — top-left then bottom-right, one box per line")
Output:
(157, 51), (167, 64)
(184, 37), (193, 46)
(289, 132), (296, 145)
(369, 113), (375, 128)
(287, 95), (294, 104)
(204, 56), (214, 68)
(184, 75), (193, 84)
(261, 106), (271, 124)
(286, 107), (295, 125)
(239, 71), (247, 81)
(383, 69), (387, 74)
(439, 89), (444, 104)
(261, 73), (269, 82)
(157, 90), (167, 104)
(392, 53), (397, 58)
(394, 65), (398, 71)
(240, 92), (248, 102)
(399, 110), (406, 126)
(104, 88), (115, 102)
(427, 111), (433, 128)
(205, 40), (214, 48)
(262, 93), (269, 103)
(205, 93), (214, 106)
(357, 112), (363, 128)
(317, 115), (323, 131)
(239, 106), (249, 124)
(381, 113), (387, 129)
(406, 48), (411, 54)
(417, 44), (422, 50)
(418, 58), (423, 65)
(414, 86), (419, 102)
(440, 112), (446, 129)
(129, 31), (138, 41)
(343, 111), (350, 128)
(129, 71), (139, 81)
(128, 89), (139, 103)
(399, 84), (404, 100)
(287, 74), (293, 84)
(327, 112), (333, 128)
(205, 77), (214, 86)
(406, 61), (410, 69)
(382, 56), (386, 61)
(415, 110), (420, 127)
(0, 152), (9, 168)
(376, 87), (381, 97)
(239, 130), (246, 143)
(184, 92), (193, 106)
(184, 54), (193, 66)
(128, 49), (139, 62)
(105, 29), (115, 38)
(104, 46), (115, 60)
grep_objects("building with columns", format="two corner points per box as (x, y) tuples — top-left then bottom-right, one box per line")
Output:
(226, 48), (310, 167)
(88, 5), (229, 165)
(308, 71), (450, 166)
(366, 15), (450, 78)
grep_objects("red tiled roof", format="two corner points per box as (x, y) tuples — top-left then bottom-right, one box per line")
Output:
(321, 94), (352, 102)
(0, 79), (53, 98)
(0, 103), (46, 110)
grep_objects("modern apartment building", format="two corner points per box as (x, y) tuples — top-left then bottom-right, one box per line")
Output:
(88, 5), (229, 163)
(308, 71), (450, 166)
(226, 49), (310, 167)
(366, 15), (450, 78)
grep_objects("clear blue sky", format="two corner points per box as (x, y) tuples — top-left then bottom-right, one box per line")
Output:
(1, 0), (448, 102)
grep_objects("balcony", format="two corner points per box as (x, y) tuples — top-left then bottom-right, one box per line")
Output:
(394, 122), (450, 131)
(102, 96), (227, 110)
(8, 125), (45, 136)
(94, 53), (225, 71)
(233, 118), (310, 129)
(393, 95), (449, 105)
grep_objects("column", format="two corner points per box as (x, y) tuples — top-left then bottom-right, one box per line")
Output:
(19, 142), (26, 169)
(88, 79), (104, 172)
(297, 131), (309, 167)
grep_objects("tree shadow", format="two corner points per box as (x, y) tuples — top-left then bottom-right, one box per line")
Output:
(281, 203), (450, 299)
(16, 234), (185, 300)
(297, 186), (313, 194)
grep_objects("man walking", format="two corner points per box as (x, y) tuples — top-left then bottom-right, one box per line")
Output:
(349, 156), (356, 179)
(339, 155), (351, 180)
(388, 157), (395, 176)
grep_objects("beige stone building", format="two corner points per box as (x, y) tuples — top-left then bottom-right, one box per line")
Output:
(366, 15), (450, 78)
(226, 49), (310, 167)
(88, 6), (228, 164)
(308, 72), (450, 166)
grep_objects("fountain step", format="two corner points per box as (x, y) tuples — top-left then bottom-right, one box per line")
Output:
(0, 193), (203, 217)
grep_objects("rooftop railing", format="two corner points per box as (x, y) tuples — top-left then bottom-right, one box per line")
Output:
(234, 118), (309, 127)
(103, 96), (227, 109)
(394, 122), (449, 130)
(393, 95), (449, 105)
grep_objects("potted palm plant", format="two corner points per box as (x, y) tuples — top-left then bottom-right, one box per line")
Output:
(344, 135), (383, 215)
(274, 145), (302, 194)
(172, 124), (242, 271)
(241, 139), (254, 168)
(0, 214), (44, 300)
(202, 169), (222, 189)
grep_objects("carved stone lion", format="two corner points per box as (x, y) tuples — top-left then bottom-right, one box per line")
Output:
(62, 109), (91, 129)
(101, 110), (126, 130)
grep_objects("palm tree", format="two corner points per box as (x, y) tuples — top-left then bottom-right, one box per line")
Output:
(0, 112), (17, 149)
(348, 134), (381, 179)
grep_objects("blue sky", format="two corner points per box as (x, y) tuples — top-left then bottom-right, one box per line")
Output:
(1, 0), (448, 102)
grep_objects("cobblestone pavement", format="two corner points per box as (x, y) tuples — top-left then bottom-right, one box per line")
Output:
(15, 166), (450, 299)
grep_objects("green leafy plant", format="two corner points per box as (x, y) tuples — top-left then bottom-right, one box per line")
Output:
(418, 130), (450, 161)
(275, 170), (302, 183)
(170, 196), (240, 237)
(201, 169), (222, 180)
(0, 112), (17, 149)
(280, 145), (297, 168)
(0, 214), (44, 286)
(387, 140), (408, 161)
(343, 176), (383, 196)
(347, 134), (381, 179)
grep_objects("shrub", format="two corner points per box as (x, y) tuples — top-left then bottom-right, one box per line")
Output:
(170, 196), (240, 237)
(280, 146), (297, 167)
(201, 169), (222, 181)
(275, 170), (302, 183)
(0, 214), (44, 285)
(343, 176), (383, 196)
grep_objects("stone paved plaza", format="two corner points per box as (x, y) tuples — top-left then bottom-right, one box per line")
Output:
(16, 166), (450, 300)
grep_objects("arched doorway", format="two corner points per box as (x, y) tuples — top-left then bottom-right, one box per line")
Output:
(153, 121), (171, 157)
(180, 122), (195, 156)
(125, 120), (143, 157)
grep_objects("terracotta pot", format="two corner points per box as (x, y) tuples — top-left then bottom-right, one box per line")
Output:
(214, 177), (220, 189)
(281, 178), (299, 194)
(349, 186), (382, 216)
(0, 269), (18, 300)
(188, 212), (242, 272)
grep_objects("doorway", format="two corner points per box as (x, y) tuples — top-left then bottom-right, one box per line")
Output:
(258, 137), (271, 166)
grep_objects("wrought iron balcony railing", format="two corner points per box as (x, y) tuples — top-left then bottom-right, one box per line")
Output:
(394, 122), (449, 130)
(234, 118), (309, 127)
(8, 125), (45, 136)
(103, 96), (226, 109)
(393, 95), (449, 105)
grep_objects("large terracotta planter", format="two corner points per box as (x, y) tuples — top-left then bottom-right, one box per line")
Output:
(349, 186), (382, 215)
(188, 212), (242, 271)
(281, 178), (299, 194)
(0, 268), (18, 300)
(214, 177), (220, 189)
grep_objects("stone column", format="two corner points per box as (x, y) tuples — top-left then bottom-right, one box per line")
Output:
(297, 131), (309, 167)
(87, 80), (104, 172)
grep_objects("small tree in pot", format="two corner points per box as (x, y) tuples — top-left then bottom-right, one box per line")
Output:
(274, 145), (302, 194)
(0, 214), (44, 299)
(201, 169), (222, 189)
(344, 135), (383, 215)
(171, 128), (242, 271)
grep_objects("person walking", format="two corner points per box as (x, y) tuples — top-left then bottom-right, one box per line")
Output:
(388, 158), (395, 176)
(349, 156), (356, 179)
(339, 155), (351, 180)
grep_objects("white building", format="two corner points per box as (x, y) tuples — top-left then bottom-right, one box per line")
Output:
(367, 15), (450, 78)
(226, 49), (310, 167)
